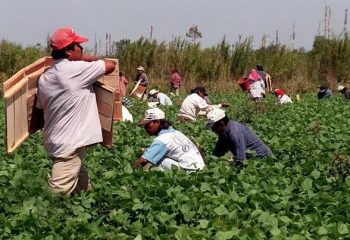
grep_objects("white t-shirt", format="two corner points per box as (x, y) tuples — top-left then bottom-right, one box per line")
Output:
(277, 95), (293, 104)
(142, 128), (205, 171)
(157, 92), (172, 106)
(37, 59), (106, 157)
(249, 80), (265, 98)
(178, 93), (211, 121)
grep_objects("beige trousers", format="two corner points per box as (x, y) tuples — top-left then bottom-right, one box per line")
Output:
(49, 147), (91, 195)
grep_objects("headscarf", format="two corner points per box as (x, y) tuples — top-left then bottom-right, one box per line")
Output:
(248, 69), (261, 82)
(274, 89), (285, 96)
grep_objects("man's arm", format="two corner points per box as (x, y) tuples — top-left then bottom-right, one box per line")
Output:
(213, 136), (228, 157)
(81, 54), (116, 75)
(133, 140), (168, 168)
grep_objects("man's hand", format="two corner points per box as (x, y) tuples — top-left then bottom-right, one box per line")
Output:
(132, 158), (148, 169)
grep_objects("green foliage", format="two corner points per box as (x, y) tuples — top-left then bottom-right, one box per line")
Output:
(1, 92), (350, 239)
(0, 40), (45, 80)
(2, 34), (350, 93)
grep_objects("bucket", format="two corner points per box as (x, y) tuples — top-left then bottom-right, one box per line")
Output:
(236, 77), (250, 91)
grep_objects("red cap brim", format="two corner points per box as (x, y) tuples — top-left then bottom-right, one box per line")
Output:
(74, 36), (88, 44)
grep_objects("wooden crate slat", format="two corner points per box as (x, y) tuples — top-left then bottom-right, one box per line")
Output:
(96, 99), (113, 118)
(3, 69), (25, 93)
(20, 85), (29, 139)
(5, 97), (15, 152)
(99, 114), (112, 131)
(113, 101), (123, 121)
(101, 129), (113, 148)
(13, 91), (23, 149)
(27, 68), (46, 91)
(95, 84), (115, 103)
(23, 57), (47, 76)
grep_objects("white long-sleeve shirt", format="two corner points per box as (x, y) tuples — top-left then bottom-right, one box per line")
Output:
(178, 93), (221, 121)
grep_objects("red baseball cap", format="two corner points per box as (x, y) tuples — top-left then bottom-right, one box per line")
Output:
(50, 27), (88, 50)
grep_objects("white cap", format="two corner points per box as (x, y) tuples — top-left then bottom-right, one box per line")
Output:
(136, 66), (144, 71)
(149, 89), (159, 96)
(338, 85), (346, 91)
(138, 107), (165, 125)
(206, 108), (226, 129)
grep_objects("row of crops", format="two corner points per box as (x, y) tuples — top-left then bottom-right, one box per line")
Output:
(1, 93), (350, 239)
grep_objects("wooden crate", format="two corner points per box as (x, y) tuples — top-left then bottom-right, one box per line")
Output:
(97, 58), (122, 121)
(3, 57), (118, 153)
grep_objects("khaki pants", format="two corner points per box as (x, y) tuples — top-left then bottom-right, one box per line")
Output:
(49, 147), (91, 195)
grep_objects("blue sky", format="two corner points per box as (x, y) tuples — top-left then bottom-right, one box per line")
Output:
(1, 0), (349, 51)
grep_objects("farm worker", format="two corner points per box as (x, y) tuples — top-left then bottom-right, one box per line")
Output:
(338, 85), (350, 100)
(317, 85), (332, 99)
(177, 86), (229, 121)
(206, 108), (272, 165)
(37, 27), (116, 195)
(256, 64), (272, 92)
(119, 71), (128, 97)
(248, 69), (266, 101)
(133, 108), (205, 171)
(274, 89), (292, 104)
(134, 66), (149, 100)
(148, 89), (173, 106)
(170, 68), (182, 96)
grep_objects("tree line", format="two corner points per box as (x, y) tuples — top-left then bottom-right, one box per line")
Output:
(1, 34), (349, 93)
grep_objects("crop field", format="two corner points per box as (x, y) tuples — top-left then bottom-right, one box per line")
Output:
(1, 93), (350, 239)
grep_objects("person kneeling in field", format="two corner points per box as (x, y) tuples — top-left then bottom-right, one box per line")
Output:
(206, 108), (272, 165)
(338, 85), (350, 100)
(177, 86), (228, 121)
(148, 89), (173, 106)
(133, 108), (205, 171)
(274, 89), (292, 104)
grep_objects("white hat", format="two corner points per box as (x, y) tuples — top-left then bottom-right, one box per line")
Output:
(149, 89), (159, 96)
(138, 107), (165, 125)
(136, 66), (144, 71)
(206, 108), (226, 129)
(338, 85), (346, 91)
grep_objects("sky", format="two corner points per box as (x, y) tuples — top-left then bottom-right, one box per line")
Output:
(0, 0), (349, 51)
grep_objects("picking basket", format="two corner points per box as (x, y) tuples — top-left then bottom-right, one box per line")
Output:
(236, 77), (250, 91)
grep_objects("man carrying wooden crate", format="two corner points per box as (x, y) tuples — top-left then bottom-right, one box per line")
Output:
(37, 27), (116, 195)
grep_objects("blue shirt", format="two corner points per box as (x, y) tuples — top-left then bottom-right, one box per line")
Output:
(213, 120), (272, 161)
(142, 128), (172, 164)
(142, 127), (205, 169)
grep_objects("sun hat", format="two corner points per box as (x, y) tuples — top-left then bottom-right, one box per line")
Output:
(149, 89), (159, 96)
(191, 86), (208, 96)
(206, 108), (226, 129)
(136, 66), (145, 71)
(50, 27), (88, 50)
(138, 108), (165, 125)
(338, 85), (346, 91)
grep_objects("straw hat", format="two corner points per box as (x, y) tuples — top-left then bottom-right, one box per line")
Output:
(338, 85), (346, 91)
(136, 66), (144, 71)
(149, 89), (159, 96)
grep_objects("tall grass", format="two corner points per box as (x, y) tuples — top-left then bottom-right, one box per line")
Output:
(1, 35), (350, 94)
